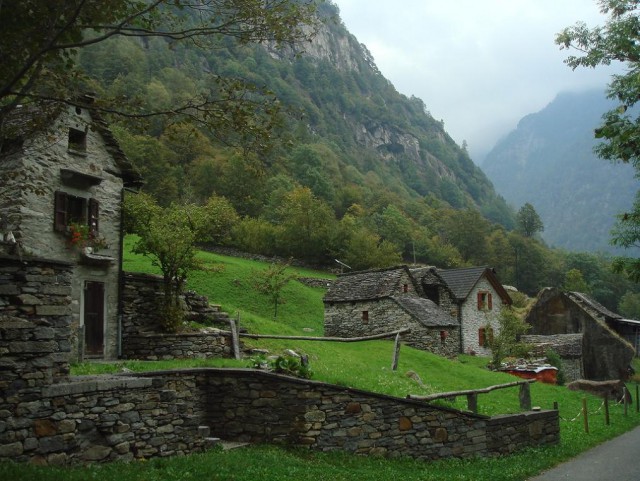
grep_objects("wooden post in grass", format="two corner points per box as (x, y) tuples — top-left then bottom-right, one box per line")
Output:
(519, 382), (531, 411)
(391, 332), (401, 371)
(636, 384), (639, 413)
(624, 386), (628, 416)
(604, 394), (610, 426)
(583, 397), (589, 434)
(230, 315), (241, 360)
(467, 393), (478, 414)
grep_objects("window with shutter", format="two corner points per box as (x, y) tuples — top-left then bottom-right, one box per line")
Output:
(362, 310), (369, 323)
(54, 191), (68, 232)
(88, 198), (99, 234)
(478, 327), (486, 347)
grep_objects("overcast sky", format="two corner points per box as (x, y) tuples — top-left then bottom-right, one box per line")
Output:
(332, 0), (620, 162)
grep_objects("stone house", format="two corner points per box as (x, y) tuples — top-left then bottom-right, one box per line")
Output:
(524, 288), (635, 381)
(0, 100), (141, 361)
(412, 266), (512, 356)
(323, 266), (460, 357)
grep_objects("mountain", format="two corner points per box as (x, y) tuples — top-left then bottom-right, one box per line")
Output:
(482, 90), (637, 254)
(78, 2), (513, 227)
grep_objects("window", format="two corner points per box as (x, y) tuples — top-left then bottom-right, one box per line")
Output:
(440, 330), (448, 344)
(54, 191), (99, 234)
(477, 291), (493, 310)
(362, 310), (369, 323)
(478, 327), (494, 347)
(68, 127), (87, 153)
(403, 283), (408, 293)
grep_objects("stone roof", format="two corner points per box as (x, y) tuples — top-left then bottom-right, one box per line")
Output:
(323, 265), (415, 302)
(436, 266), (511, 304)
(521, 334), (583, 358)
(568, 291), (622, 321)
(392, 296), (458, 328)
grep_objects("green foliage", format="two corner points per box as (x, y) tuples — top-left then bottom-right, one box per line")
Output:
(618, 290), (640, 318)
(489, 307), (533, 368)
(0, 0), (319, 150)
(563, 268), (590, 293)
(253, 260), (295, 319)
(516, 202), (544, 238)
(545, 349), (566, 386)
(124, 192), (221, 331)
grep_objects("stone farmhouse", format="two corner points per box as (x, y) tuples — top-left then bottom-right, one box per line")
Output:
(524, 288), (635, 381)
(323, 266), (459, 356)
(412, 266), (512, 356)
(323, 265), (512, 357)
(0, 100), (141, 361)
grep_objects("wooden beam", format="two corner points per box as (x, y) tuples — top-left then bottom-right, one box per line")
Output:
(407, 379), (536, 402)
(238, 328), (411, 343)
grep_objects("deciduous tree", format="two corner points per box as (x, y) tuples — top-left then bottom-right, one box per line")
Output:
(516, 203), (544, 238)
(0, 0), (318, 149)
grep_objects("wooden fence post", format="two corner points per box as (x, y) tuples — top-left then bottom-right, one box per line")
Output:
(519, 382), (531, 411)
(636, 384), (639, 413)
(230, 316), (241, 360)
(583, 397), (589, 434)
(624, 386), (628, 416)
(604, 394), (610, 426)
(391, 332), (401, 371)
(467, 393), (478, 413)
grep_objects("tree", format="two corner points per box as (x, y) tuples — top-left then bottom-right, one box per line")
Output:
(253, 259), (294, 320)
(488, 307), (532, 368)
(0, 0), (318, 148)
(516, 203), (544, 238)
(124, 192), (213, 332)
(557, 1), (640, 280)
(563, 268), (590, 293)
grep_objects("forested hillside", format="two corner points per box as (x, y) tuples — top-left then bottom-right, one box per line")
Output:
(74, 1), (640, 311)
(482, 90), (637, 254)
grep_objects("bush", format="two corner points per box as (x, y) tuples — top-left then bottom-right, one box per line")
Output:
(545, 349), (566, 386)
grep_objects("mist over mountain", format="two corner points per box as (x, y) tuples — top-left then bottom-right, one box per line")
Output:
(482, 90), (637, 254)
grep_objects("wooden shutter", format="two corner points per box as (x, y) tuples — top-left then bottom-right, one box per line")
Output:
(488, 293), (493, 310)
(478, 328), (486, 347)
(477, 292), (483, 310)
(88, 198), (99, 234)
(54, 191), (68, 232)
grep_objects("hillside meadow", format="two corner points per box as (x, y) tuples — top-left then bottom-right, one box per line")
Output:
(3, 238), (640, 480)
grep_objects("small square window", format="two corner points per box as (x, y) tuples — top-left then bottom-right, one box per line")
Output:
(68, 127), (87, 153)
(362, 310), (369, 323)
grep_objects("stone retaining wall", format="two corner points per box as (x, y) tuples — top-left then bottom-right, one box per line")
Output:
(122, 330), (233, 360)
(121, 272), (235, 360)
(142, 368), (560, 461)
(0, 374), (208, 464)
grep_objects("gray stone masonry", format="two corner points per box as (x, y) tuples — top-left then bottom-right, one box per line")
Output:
(121, 272), (235, 360)
(142, 368), (560, 461)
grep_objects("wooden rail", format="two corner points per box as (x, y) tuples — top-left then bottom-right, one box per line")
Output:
(407, 379), (536, 414)
(238, 328), (411, 342)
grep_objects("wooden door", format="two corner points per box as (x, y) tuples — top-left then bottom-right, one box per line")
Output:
(84, 281), (105, 356)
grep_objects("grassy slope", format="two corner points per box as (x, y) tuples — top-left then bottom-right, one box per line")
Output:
(5, 237), (640, 481)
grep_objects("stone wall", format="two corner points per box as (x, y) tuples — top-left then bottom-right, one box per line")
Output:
(0, 374), (209, 464)
(142, 368), (559, 460)
(0, 255), (73, 385)
(121, 272), (235, 360)
(122, 331), (233, 360)
(460, 278), (504, 356)
(324, 297), (460, 357)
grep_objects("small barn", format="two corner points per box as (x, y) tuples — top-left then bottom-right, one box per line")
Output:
(524, 288), (634, 381)
(323, 266), (460, 357)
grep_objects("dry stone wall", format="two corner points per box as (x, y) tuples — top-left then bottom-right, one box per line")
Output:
(142, 368), (559, 460)
(121, 272), (234, 360)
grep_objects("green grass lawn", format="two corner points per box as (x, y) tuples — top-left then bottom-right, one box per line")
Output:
(4, 237), (640, 480)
